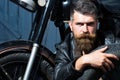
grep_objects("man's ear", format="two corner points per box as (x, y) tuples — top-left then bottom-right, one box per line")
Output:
(69, 21), (73, 31)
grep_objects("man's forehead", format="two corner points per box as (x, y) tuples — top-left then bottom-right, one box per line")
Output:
(73, 11), (96, 19)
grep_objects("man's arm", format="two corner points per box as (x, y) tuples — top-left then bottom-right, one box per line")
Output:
(54, 50), (83, 80)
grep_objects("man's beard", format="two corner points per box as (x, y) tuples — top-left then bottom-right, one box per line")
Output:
(74, 33), (96, 56)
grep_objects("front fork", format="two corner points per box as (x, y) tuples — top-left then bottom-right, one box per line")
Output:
(23, 43), (39, 80)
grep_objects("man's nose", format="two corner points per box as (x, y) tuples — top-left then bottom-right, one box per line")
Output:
(82, 24), (88, 33)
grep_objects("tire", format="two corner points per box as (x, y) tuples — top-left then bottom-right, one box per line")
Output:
(0, 40), (55, 80)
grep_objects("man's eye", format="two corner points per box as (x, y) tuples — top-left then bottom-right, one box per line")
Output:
(87, 22), (94, 26)
(76, 23), (83, 26)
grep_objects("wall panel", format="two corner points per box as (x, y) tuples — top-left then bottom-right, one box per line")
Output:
(0, 0), (61, 52)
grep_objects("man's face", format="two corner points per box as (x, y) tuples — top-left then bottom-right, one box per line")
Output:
(69, 11), (98, 53)
(69, 11), (98, 38)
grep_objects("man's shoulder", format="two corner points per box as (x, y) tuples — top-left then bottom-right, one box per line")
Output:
(55, 33), (73, 50)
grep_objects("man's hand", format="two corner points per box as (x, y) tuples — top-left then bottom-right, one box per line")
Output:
(75, 46), (119, 72)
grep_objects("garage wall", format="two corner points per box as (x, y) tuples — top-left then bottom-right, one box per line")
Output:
(0, 0), (61, 53)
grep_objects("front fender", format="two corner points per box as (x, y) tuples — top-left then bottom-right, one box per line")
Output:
(0, 40), (55, 66)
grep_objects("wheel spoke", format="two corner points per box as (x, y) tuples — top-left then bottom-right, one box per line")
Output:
(0, 64), (12, 80)
(12, 64), (25, 80)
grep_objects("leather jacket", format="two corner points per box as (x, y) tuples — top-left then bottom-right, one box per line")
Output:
(54, 32), (120, 80)
(54, 33), (83, 80)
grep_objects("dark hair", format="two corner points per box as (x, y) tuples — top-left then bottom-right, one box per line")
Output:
(70, 0), (98, 20)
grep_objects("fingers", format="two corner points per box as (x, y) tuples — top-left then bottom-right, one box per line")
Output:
(105, 58), (115, 70)
(105, 53), (119, 61)
(100, 59), (114, 72)
(100, 55), (119, 72)
(98, 46), (119, 61)
(101, 54), (119, 72)
(98, 46), (108, 52)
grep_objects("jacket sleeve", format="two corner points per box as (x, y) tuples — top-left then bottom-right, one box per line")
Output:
(54, 49), (83, 80)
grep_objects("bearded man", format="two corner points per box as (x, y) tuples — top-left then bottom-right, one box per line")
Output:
(54, 0), (119, 80)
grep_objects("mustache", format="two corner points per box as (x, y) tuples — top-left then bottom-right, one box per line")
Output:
(75, 33), (96, 40)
